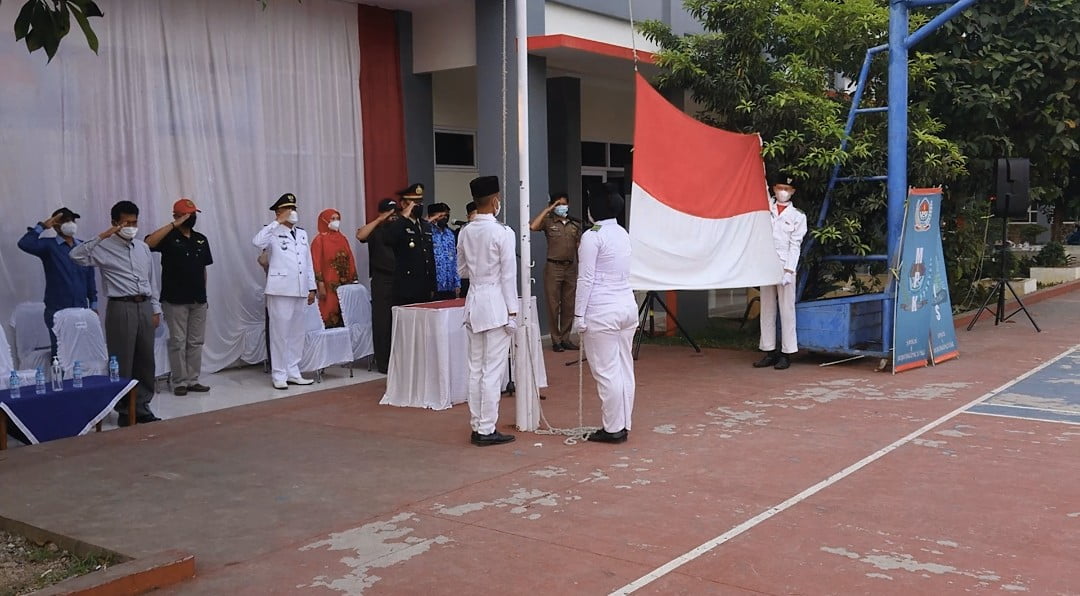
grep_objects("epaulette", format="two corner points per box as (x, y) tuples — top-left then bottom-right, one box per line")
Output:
(589, 224), (601, 232)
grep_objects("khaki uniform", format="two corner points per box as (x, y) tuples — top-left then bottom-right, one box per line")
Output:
(540, 214), (582, 346)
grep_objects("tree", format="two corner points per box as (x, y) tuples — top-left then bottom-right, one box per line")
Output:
(920, 0), (1080, 242)
(5, 0), (293, 62)
(639, 0), (967, 299)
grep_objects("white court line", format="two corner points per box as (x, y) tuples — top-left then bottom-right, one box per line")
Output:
(611, 344), (1079, 595)
(962, 409), (1080, 426)
(969, 402), (1080, 416)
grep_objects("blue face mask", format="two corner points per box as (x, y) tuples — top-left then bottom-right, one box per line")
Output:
(554, 205), (569, 217)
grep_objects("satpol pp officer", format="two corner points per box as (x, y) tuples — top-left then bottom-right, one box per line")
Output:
(754, 180), (808, 370)
(253, 193), (317, 389)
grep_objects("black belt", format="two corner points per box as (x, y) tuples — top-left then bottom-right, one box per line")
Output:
(547, 259), (574, 265)
(110, 295), (148, 303)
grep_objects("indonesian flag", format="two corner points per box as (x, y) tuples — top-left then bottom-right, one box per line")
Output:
(629, 74), (784, 290)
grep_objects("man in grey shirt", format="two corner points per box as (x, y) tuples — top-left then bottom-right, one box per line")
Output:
(70, 200), (162, 426)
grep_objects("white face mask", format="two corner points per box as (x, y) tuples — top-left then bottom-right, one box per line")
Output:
(494, 199), (502, 218)
(286, 210), (299, 224)
(776, 190), (792, 203)
(60, 221), (77, 237)
(328, 219), (341, 231)
(554, 205), (569, 217)
(118, 226), (138, 240)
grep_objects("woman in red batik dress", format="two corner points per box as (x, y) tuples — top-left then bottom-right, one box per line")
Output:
(310, 208), (358, 328)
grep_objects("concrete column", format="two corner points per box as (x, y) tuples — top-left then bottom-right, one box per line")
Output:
(546, 77), (582, 212)
(396, 11), (434, 193)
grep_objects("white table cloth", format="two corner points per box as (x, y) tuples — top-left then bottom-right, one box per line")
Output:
(381, 296), (547, 410)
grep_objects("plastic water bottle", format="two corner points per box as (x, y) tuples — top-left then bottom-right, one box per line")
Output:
(72, 361), (83, 389)
(35, 368), (46, 395)
(51, 357), (64, 392)
(9, 371), (21, 399)
(108, 356), (120, 383)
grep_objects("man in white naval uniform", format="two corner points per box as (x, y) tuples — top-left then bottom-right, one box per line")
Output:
(574, 185), (638, 444)
(754, 181), (808, 370)
(456, 176), (517, 447)
(253, 193), (317, 390)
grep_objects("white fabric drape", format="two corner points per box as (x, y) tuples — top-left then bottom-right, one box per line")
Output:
(0, 0), (366, 373)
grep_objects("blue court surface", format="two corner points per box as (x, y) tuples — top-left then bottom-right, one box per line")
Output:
(968, 348), (1080, 424)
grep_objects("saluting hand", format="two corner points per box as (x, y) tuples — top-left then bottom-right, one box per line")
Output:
(172, 213), (191, 228)
(276, 210), (291, 225)
(98, 225), (121, 240)
(43, 214), (62, 228)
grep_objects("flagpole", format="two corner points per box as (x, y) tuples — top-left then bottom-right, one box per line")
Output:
(514, 0), (539, 431)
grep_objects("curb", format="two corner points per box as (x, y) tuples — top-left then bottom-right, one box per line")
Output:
(952, 278), (1080, 329)
(30, 549), (195, 596)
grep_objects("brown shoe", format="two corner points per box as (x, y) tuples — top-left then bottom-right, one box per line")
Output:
(561, 341), (579, 351)
(186, 383), (210, 392)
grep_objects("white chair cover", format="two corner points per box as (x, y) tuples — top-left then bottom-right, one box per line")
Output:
(337, 283), (374, 361)
(154, 323), (171, 379)
(53, 308), (109, 377)
(0, 329), (37, 389)
(10, 302), (52, 372)
(298, 302), (352, 374)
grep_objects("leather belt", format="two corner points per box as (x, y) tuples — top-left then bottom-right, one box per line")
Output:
(110, 295), (148, 303)
(547, 258), (574, 265)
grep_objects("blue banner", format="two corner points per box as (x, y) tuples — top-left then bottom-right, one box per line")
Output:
(893, 189), (959, 373)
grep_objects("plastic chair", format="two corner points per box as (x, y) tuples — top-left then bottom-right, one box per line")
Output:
(0, 329), (38, 390)
(298, 302), (353, 381)
(154, 322), (172, 389)
(10, 302), (52, 372)
(52, 308), (109, 378)
(337, 283), (374, 362)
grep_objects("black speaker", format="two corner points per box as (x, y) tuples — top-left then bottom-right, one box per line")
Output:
(991, 158), (1030, 218)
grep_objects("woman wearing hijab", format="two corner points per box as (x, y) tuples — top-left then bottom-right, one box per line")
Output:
(310, 208), (358, 328)
(573, 184), (638, 444)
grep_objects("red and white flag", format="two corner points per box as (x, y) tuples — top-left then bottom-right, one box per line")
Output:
(629, 74), (783, 290)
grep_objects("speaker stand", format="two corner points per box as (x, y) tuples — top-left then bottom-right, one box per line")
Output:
(966, 215), (1041, 333)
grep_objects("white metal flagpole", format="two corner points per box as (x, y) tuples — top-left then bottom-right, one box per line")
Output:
(514, 0), (539, 431)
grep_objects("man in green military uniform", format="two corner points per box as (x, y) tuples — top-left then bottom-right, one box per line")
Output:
(530, 192), (583, 352)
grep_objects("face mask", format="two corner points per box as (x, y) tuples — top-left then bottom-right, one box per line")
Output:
(776, 190), (791, 203)
(494, 199), (502, 218)
(554, 205), (569, 217)
(286, 210), (299, 224)
(118, 226), (138, 240)
(60, 221), (77, 237)
(328, 219), (341, 232)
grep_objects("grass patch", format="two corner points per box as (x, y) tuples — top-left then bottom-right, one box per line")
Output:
(1, 530), (117, 596)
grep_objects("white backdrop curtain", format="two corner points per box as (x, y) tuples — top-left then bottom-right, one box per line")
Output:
(0, 0), (367, 372)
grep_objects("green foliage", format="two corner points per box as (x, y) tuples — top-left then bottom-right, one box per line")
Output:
(639, 0), (967, 299)
(920, 0), (1080, 219)
(7, 0), (103, 61)
(1035, 241), (1072, 267)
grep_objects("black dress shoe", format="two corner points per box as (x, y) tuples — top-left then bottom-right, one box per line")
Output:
(471, 430), (516, 446)
(552, 342), (565, 353)
(117, 415), (132, 428)
(136, 414), (162, 424)
(587, 429), (628, 444)
(774, 354), (791, 370)
(561, 341), (579, 351)
(752, 351), (779, 368)
(186, 383), (210, 393)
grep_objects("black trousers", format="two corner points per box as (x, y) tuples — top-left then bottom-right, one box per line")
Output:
(371, 274), (394, 374)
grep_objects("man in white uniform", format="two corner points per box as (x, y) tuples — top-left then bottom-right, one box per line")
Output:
(457, 176), (517, 447)
(754, 181), (808, 370)
(253, 193), (317, 389)
(574, 186), (638, 444)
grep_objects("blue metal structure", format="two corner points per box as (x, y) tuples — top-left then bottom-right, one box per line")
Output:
(794, 0), (979, 360)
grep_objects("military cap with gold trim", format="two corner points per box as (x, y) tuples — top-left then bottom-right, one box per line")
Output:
(270, 193), (298, 211)
(396, 183), (424, 200)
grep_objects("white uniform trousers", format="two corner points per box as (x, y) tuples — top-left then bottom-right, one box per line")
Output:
(583, 304), (638, 433)
(466, 326), (512, 435)
(759, 282), (798, 354)
(267, 295), (307, 384)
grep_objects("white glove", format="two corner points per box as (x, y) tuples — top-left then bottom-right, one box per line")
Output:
(781, 271), (795, 286)
(504, 314), (518, 335)
(572, 316), (587, 335)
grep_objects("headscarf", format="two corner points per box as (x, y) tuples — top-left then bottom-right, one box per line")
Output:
(317, 208), (340, 235)
(589, 184), (625, 222)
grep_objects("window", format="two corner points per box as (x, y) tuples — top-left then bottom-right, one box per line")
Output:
(581, 141), (607, 167)
(434, 130), (476, 168)
(609, 143), (632, 168)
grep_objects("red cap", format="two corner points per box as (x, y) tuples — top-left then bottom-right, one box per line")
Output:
(173, 198), (201, 215)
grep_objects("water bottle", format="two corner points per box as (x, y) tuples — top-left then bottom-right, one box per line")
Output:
(35, 367), (46, 395)
(72, 361), (83, 389)
(108, 356), (120, 383)
(9, 371), (21, 399)
(51, 357), (64, 392)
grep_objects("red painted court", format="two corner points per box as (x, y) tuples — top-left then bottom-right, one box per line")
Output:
(2, 287), (1078, 595)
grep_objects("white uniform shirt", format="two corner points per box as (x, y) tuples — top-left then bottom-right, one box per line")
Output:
(575, 218), (635, 318)
(769, 199), (808, 272)
(456, 214), (517, 332)
(253, 221), (317, 297)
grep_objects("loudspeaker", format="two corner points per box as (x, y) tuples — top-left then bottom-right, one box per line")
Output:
(991, 158), (1030, 218)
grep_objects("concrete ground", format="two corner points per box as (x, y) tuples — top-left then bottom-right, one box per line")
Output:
(1, 288), (1077, 595)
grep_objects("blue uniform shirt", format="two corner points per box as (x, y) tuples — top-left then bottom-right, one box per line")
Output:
(18, 224), (98, 311)
(431, 224), (461, 293)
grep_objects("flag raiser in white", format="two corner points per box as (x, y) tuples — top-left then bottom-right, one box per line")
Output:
(628, 182), (784, 291)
